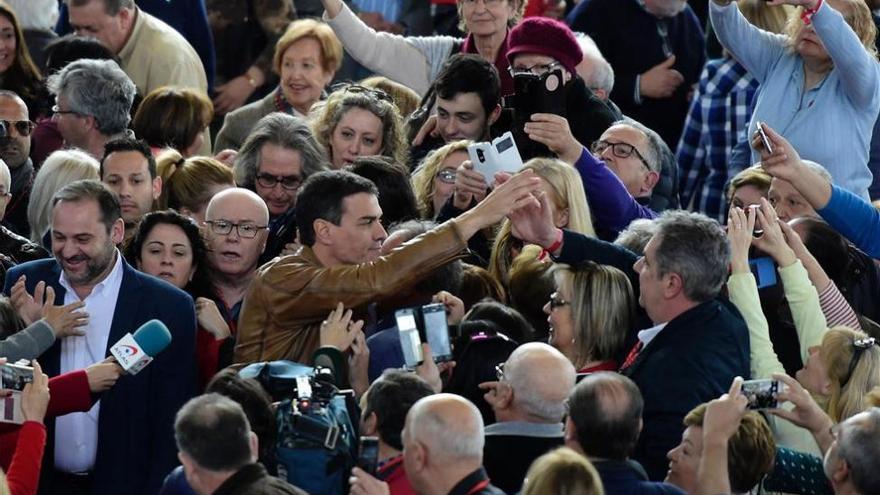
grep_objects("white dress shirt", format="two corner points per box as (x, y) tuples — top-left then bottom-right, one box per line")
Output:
(54, 251), (124, 473)
(637, 321), (668, 348)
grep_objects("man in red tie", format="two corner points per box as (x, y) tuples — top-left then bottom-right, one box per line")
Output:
(510, 205), (750, 481)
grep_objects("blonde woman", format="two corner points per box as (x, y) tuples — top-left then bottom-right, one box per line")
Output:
(544, 261), (635, 373)
(411, 140), (471, 219)
(26, 149), (99, 245)
(311, 84), (409, 169)
(727, 201), (880, 454)
(489, 158), (595, 284)
(522, 447), (604, 495)
(156, 149), (235, 225)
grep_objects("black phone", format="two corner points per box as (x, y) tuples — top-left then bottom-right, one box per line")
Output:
(358, 436), (380, 476)
(422, 303), (453, 363)
(513, 68), (567, 120)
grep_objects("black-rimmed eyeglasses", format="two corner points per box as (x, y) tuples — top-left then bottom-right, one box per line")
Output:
(548, 292), (571, 310)
(256, 173), (302, 190)
(591, 140), (651, 170)
(204, 220), (268, 239)
(509, 61), (562, 77)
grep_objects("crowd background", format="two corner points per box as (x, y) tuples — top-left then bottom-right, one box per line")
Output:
(1, 0), (880, 494)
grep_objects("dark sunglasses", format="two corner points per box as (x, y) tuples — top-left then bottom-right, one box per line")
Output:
(0, 120), (36, 137)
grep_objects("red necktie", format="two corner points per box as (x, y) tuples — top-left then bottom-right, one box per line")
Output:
(620, 340), (644, 371)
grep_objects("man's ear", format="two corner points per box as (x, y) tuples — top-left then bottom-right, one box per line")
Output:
(663, 272), (684, 300)
(411, 441), (428, 472)
(641, 170), (660, 196)
(313, 219), (333, 245)
(117, 6), (135, 33)
(248, 431), (259, 463)
(488, 104), (502, 127)
(831, 457), (851, 485)
(151, 176), (163, 201)
(111, 217), (125, 245)
(362, 411), (378, 436)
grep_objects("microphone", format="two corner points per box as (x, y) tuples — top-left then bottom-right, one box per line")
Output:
(109, 319), (172, 375)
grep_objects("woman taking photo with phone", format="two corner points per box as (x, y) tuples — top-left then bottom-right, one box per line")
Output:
(710, 0), (880, 200)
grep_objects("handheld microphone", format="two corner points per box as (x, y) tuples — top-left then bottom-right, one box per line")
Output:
(109, 319), (172, 375)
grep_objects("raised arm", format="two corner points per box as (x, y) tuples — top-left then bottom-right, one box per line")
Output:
(321, 0), (447, 95)
(709, 0), (787, 83)
(811, 0), (880, 108)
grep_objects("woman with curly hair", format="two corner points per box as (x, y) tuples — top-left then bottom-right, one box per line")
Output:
(311, 84), (408, 169)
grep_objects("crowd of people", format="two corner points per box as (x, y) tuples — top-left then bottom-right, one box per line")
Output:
(1, 0), (880, 494)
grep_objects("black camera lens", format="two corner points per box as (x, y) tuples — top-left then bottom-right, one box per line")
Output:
(476, 149), (486, 162)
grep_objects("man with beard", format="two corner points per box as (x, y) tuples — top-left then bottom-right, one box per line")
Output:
(0, 91), (38, 236)
(100, 138), (161, 241)
(2, 179), (196, 495)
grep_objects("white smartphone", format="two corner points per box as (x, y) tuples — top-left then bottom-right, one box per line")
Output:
(396, 308), (423, 368)
(467, 131), (524, 184)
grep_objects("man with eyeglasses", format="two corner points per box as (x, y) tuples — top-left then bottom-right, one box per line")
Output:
(0, 91), (38, 237)
(46, 59), (138, 160)
(233, 113), (330, 262)
(479, 342), (575, 494)
(529, 115), (673, 239)
(203, 188), (270, 343)
(99, 138), (161, 241)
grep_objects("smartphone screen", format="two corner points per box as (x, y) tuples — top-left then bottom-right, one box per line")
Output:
(741, 379), (780, 410)
(396, 309), (423, 368)
(749, 256), (778, 289)
(358, 436), (380, 476)
(422, 303), (453, 363)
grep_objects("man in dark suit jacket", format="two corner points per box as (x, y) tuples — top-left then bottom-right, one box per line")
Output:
(3, 179), (197, 495)
(566, 372), (686, 495)
(508, 205), (750, 481)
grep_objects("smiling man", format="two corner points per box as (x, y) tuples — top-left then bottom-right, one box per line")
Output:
(235, 168), (543, 364)
(100, 138), (161, 240)
(2, 179), (196, 495)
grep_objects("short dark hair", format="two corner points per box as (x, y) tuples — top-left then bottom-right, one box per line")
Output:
(44, 34), (118, 74)
(52, 179), (121, 234)
(206, 368), (278, 472)
(349, 156), (419, 228)
(465, 300), (535, 344)
(100, 137), (157, 179)
(174, 393), (252, 471)
(434, 54), (501, 118)
(364, 370), (434, 450)
(295, 170), (378, 247)
(568, 372), (643, 460)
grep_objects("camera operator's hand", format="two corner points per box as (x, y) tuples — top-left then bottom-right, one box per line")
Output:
(639, 56), (684, 99)
(453, 160), (488, 210)
(20, 360), (49, 424)
(42, 286), (88, 338)
(432, 291), (465, 325)
(349, 467), (390, 495)
(524, 114), (583, 165)
(86, 357), (125, 393)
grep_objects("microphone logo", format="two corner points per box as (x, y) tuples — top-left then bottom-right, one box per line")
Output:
(117, 345), (140, 357)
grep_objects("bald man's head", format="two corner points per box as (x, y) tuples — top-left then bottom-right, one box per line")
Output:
(405, 394), (484, 462)
(204, 187), (270, 280)
(566, 372), (643, 460)
(505, 342), (576, 422)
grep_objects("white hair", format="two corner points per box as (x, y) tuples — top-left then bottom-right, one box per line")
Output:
(408, 394), (484, 461)
(505, 343), (575, 422)
(7, 0), (59, 31)
(575, 33), (614, 95)
(801, 160), (834, 183)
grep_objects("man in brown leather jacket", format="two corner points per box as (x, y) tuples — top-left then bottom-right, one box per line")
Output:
(234, 168), (541, 364)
